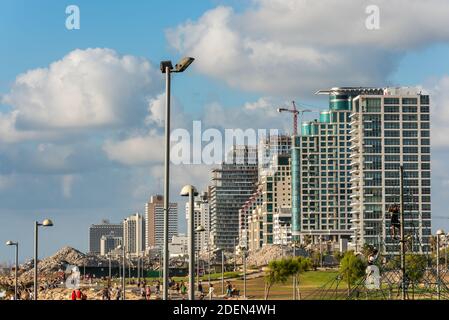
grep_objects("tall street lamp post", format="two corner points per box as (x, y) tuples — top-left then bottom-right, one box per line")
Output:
(160, 57), (195, 300)
(180, 185), (199, 300)
(221, 250), (225, 296)
(436, 229), (445, 300)
(34, 219), (53, 300)
(6, 241), (19, 300)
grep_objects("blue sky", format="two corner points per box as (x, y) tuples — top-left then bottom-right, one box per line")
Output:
(1, 0), (449, 263)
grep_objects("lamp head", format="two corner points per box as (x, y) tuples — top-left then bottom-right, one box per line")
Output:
(6, 240), (17, 246)
(180, 185), (198, 197)
(160, 60), (173, 73)
(174, 57), (195, 73)
(42, 219), (54, 227)
(437, 229), (445, 236)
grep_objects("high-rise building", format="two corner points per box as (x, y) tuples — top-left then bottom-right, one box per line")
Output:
(349, 87), (431, 253)
(123, 213), (145, 257)
(88, 219), (123, 254)
(238, 186), (262, 249)
(210, 145), (259, 251)
(258, 135), (292, 246)
(273, 207), (292, 245)
(291, 88), (359, 247)
(185, 191), (210, 253)
(145, 195), (178, 249)
(248, 207), (264, 252)
(100, 234), (122, 256)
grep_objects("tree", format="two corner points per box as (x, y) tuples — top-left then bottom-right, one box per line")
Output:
(310, 251), (322, 271)
(294, 257), (312, 299)
(339, 251), (366, 296)
(405, 254), (427, 299)
(263, 257), (312, 300)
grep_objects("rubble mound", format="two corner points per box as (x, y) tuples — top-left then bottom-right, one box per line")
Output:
(246, 245), (290, 267)
(19, 247), (107, 283)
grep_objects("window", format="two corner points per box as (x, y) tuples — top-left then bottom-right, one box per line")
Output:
(403, 114), (417, 121)
(366, 98), (381, 112)
(403, 147), (418, 153)
(403, 139), (418, 145)
(420, 105), (429, 113)
(385, 139), (400, 145)
(403, 122), (418, 129)
(385, 114), (399, 121)
(403, 130), (418, 137)
(384, 98), (400, 104)
(385, 130), (400, 137)
(384, 105), (399, 113)
(420, 95), (430, 105)
(421, 122), (430, 129)
(421, 114), (430, 121)
(385, 122), (400, 129)
(402, 98), (417, 104)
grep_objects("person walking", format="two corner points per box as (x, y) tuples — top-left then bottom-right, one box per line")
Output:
(198, 281), (204, 300)
(145, 285), (151, 300)
(208, 283), (215, 300)
(180, 281), (187, 300)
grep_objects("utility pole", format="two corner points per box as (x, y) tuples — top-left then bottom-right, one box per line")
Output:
(400, 165), (406, 300)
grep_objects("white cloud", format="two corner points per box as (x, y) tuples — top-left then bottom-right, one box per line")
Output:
(145, 93), (191, 129)
(61, 174), (76, 198)
(167, 1), (449, 96)
(103, 130), (164, 166)
(2, 48), (162, 132)
(428, 76), (449, 147)
(202, 97), (291, 132)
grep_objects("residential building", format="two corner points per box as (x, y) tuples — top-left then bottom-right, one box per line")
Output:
(210, 145), (259, 251)
(145, 195), (178, 249)
(100, 234), (122, 256)
(185, 191), (210, 253)
(273, 207), (292, 245)
(169, 234), (188, 257)
(349, 87), (431, 253)
(238, 186), (263, 249)
(248, 207), (264, 252)
(123, 213), (145, 257)
(88, 220), (123, 254)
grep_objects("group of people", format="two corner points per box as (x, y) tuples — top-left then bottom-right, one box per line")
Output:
(70, 288), (87, 300)
(100, 285), (123, 300)
(225, 281), (239, 298)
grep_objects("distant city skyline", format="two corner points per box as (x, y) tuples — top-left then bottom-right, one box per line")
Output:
(2, 0), (449, 262)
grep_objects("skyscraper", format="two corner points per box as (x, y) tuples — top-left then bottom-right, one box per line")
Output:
(88, 219), (123, 254)
(185, 191), (210, 253)
(291, 88), (361, 247)
(145, 195), (178, 249)
(100, 234), (122, 256)
(123, 213), (145, 257)
(258, 135), (292, 245)
(210, 145), (259, 251)
(349, 87), (431, 253)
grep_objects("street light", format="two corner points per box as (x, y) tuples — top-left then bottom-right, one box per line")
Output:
(34, 219), (53, 300)
(6, 241), (19, 300)
(160, 56), (195, 300)
(117, 244), (126, 300)
(239, 245), (247, 299)
(291, 241), (298, 300)
(181, 184), (199, 300)
(436, 229), (445, 300)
